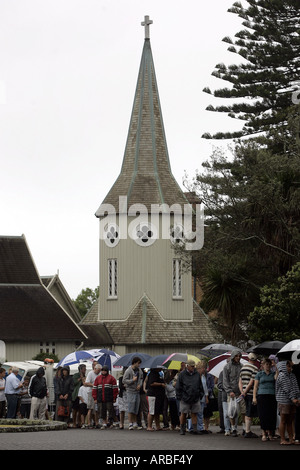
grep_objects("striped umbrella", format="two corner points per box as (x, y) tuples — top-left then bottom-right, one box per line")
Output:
(93, 348), (121, 371)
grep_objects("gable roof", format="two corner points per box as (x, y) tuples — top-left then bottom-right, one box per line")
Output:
(0, 234), (40, 284)
(96, 38), (189, 216)
(0, 285), (86, 341)
(41, 274), (82, 323)
(0, 235), (86, 342)
(81, 294), (222, 347)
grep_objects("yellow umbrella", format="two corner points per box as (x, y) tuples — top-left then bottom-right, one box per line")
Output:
(162, 353), (201, 370)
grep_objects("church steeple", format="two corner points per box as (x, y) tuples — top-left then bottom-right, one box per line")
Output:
(96, 16), (189, 215)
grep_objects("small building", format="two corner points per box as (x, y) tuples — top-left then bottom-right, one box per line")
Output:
(0, 234), (87, 361)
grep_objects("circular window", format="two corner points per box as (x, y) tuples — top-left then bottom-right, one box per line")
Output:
(170, 224), (185, 246)
(104, 224), (120, 247)
(134, 222), (157, 247)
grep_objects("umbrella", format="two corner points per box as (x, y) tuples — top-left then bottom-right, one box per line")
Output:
(277, 339), (300, 361)
(57, 349), (101, 367)
(93, 349), (121, 371)
(162, 353), (201, 370)
(197, 343), (236, 359)
(247, 341), (286, 356)
(208, 352), (249, 378)
(141, 354), (170, 369)
(113, 352), (152, 368)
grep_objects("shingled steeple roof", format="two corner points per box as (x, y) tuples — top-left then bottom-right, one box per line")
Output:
(96, 16), (189, 216)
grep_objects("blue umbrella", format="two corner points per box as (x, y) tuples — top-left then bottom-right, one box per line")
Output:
(57, 350), (99, 367)
(94, 349), (121, 371)
(141, 354), (169, 369)
(114, 352), (152, 368)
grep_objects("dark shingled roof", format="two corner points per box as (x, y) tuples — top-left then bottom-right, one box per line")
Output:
(0, 235), (86, 342)
(80, 295), (223, 346)
(0, 285), (86, 341)
(0, 235), (40, 284)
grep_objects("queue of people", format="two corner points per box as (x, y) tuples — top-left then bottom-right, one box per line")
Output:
(218, 350), (300, 445)
(1, 352), (300, 446)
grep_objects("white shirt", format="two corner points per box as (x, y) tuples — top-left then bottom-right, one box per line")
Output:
(78, 385), (89, 404)
(85, 370), (100, 394)
(4, 373), (21, 395)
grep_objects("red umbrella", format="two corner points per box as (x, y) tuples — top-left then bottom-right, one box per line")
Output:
(208, 352), (250, 377)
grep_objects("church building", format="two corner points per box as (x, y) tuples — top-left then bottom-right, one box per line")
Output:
(80, 16), (222, 355)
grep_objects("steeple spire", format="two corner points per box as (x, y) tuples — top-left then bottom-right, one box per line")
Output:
(96, 17), (189, 216)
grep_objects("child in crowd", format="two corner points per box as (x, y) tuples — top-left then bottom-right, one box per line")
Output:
(78, 379), (89, 428)
(19, 376), (31, 418)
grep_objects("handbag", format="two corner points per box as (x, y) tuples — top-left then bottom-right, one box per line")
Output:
(57, 402), (70, 417)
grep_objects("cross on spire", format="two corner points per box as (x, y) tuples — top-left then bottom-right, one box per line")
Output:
(141, 15), (153, 39)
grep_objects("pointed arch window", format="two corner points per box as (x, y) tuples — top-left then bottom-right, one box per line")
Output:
(108, 259), (118, 298)
(172, 259), (182, 298)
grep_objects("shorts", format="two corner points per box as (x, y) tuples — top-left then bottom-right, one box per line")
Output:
(148, 396), (164, 415)
(87, 393), (96, 410)
(72, 397), (80, 410)
(179, 399), (201, 414)
(79, 402), (88, 416)
(127, 392), (140, 415)
(245, 395), (257, 418)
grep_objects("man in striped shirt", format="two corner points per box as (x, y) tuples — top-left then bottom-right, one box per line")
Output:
(239, 353), (259, 438)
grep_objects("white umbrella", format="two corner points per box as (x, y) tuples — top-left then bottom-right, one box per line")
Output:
(277, 339), (300, 361)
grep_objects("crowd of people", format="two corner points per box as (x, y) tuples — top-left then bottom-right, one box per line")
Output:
(1, 351), (300, 445)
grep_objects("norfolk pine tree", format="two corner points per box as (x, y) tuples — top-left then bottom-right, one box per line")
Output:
(202, 0), (300, 147)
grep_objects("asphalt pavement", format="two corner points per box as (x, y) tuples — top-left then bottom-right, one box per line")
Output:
(1, 424), (298, 455)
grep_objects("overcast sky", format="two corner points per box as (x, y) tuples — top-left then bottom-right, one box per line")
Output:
(0, 0), (247, 299)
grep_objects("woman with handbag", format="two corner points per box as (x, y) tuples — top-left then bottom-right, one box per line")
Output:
(57, 366), (74, 426)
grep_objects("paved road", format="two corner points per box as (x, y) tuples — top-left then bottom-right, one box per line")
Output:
(1, 425), (297, 453)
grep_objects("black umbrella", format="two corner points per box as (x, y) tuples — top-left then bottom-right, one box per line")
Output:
(247, 341), (286, 356)
(197, 343), (236, 359)
(113, 352), (152, 368)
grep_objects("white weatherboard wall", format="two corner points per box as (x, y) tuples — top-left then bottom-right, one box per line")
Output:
(98, 214), (192, 322)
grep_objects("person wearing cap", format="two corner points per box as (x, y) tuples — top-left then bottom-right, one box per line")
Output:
(238, 352), (259, 438)
(92, 365), (118, 429)
(175, 359), (204, 435)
